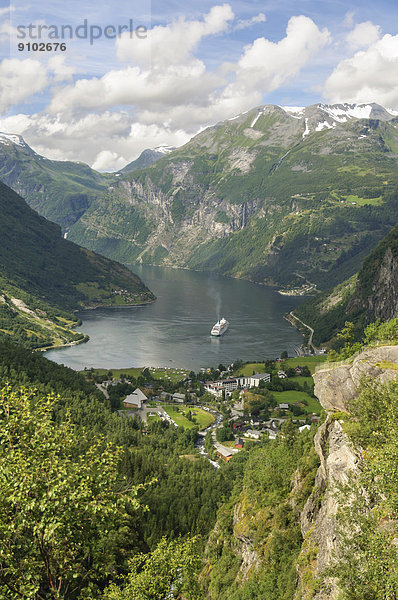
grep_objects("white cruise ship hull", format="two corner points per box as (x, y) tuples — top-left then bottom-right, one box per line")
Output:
(211, 319), (229, 336)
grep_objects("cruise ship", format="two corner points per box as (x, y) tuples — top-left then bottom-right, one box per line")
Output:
(211, 318), (229, 336)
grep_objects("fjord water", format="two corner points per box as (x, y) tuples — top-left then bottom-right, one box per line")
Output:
(45, 265), (304, 370)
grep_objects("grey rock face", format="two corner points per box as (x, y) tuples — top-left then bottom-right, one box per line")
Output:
(298, 419), (360, 600)
(297, 345), (398, 599)
(368, 247), (398, 321)
(313, 345), (398, 412)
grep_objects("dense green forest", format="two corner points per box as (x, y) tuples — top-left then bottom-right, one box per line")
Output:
(0, 341), (245, 598)
(0, 339), (324, 599)
(202, 423), (320, 599)
(330, 379), (398, 599)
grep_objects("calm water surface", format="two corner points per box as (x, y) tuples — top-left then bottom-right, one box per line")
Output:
(45, 265), (305, 370)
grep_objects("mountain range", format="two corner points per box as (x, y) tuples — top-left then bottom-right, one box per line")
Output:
(1, 103), (398, 293)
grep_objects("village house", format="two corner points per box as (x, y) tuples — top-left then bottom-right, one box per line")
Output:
(123, 388), (148, 409)
(278, 370), (287, 379)
(204, 378), (238, 396)
(232, 421), (244, 430)
(234, 437), (244, 449)
(172, 393), (186, 403)
(245, 429), (261, 439)
(216, 446), (233, 462)
(299, 424), (311, 433)
(278, 403), (290, 410)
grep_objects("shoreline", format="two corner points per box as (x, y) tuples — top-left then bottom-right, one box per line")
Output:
(41, 298), (155, 353)
(76, 298), (155, 312)
(285, 310), (318, 354)
(37, 334), (89, 353)
(130, 262), (318, 297)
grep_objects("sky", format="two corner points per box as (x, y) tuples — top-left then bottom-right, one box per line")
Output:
(0, 0), (397, 170)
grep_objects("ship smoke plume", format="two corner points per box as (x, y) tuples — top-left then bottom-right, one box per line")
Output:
(207, 277), (222, 319)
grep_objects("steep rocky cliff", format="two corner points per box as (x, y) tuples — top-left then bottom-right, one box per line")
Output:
(294, 221), (398, 346)
(294, 345), (398, 599)
(353, 222), (398, 321)
(296, 419), (359, 600)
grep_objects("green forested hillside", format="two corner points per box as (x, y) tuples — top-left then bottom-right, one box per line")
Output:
(201, 423), (320, 600)
(0, 133), (113, 227)
(294, 219), (398, 346)
(0, 181), (154, 348)
(0, 341), (241, 598)
(1, 328), (398, 599)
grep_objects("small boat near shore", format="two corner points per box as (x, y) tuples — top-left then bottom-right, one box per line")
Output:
(211, 318), (229, 336)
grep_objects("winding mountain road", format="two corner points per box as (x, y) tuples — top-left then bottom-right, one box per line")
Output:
(289, 311), (317, 354)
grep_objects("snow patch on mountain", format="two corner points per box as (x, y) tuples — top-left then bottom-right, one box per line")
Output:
(302, 119), (310, 138)
(0, 133), (25, 147)
(315, 121), (335, 132)
(228, 109), (250, 122)
(280, 106), (305, 118)
(250, 110), (264, 128)
(153, 145), (175, 154)
(318, 103), (374, 122)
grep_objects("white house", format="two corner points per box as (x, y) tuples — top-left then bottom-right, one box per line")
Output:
(123, 388), (148, 409)
(172, 393), (186, 403)
(245, 429), (261, 439)
(299, 424), (311, 433)
(264, 428), (277, 440)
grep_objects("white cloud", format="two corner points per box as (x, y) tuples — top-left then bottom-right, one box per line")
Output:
(0, 58), (48, 113)
(0, 19), (20, 44)
(224, 16), (331, 97)
(0, 7), (332, 169)
(343, 11), (355, 29)
(0, 111), (191, 170)
(0, 7), (13, 18)
(234, 13), (266, 32)
(47, 5), (236, 117)
(47, 13), (330, 130)
(324, 33), (398, 109)
(48, 56), (76, 82)
(346, 21), (381, 49)
(92, 150), (126, 171)
(116, 4), (234, 68)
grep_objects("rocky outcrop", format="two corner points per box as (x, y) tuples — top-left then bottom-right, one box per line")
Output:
(297, 346), (398, 599)
(313, 345), (398, 412)
(366, 247), (398, 321)
(232, 502), (259, 581)
(297, 418), (360, 600)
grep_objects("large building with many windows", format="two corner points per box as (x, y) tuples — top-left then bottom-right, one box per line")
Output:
(205, 373), (270, 397)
